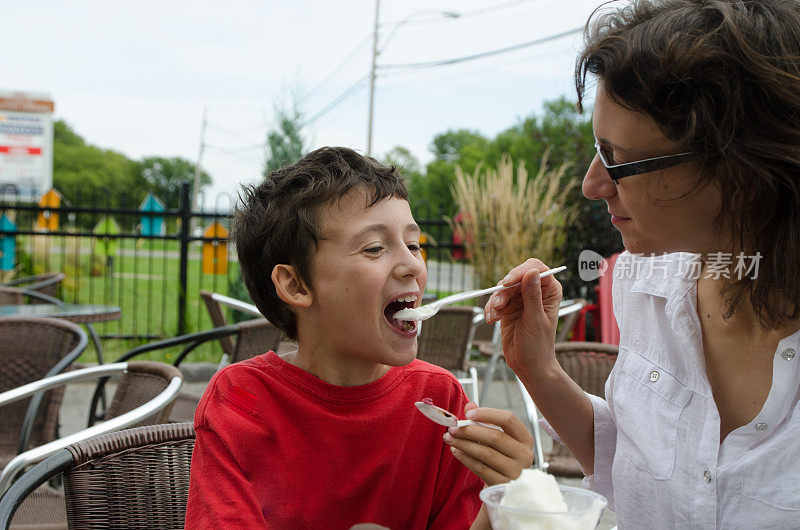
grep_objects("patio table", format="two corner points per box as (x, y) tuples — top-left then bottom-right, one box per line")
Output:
(0, 303), (121, 324)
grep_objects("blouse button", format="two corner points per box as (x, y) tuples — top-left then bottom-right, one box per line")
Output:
(755, 422), (768, 431)
(649, 370), (660, 382)
(703, 470), (712, 483)
(782, 348), (796, 361)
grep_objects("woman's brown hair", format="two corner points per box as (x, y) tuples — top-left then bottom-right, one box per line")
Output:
(576, 0), (800, 327)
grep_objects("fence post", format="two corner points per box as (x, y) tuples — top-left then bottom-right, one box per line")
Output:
(177, 181), (192, 336)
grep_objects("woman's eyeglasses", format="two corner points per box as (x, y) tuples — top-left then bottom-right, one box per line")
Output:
(594, 140), (697, 183)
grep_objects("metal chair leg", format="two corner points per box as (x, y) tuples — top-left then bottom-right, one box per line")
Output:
(479, 323), (503, 404)
(514, 374), (547, 471)
(469, 366), (480, 406)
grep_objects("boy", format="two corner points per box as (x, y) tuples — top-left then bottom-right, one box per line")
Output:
(185, 147), (533, 529)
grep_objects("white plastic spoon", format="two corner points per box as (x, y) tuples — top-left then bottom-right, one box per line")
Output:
(394, 265), (566, 322)
(414, 401), (502, 431)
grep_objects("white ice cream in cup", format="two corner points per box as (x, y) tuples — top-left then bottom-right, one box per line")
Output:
(479, 469), (607, 530)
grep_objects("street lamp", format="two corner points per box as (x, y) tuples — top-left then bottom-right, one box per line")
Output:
(366, 1), (460, 156)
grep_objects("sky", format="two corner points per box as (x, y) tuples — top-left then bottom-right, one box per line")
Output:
(3, 0), (601, 210)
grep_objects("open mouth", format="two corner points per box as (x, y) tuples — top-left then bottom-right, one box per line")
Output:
(384, 295), (417, 333)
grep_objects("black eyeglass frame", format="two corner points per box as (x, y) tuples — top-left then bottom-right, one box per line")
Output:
(594, 140), (697, 183)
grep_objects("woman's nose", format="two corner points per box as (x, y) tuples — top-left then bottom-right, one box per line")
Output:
(583, 155), (617, 200)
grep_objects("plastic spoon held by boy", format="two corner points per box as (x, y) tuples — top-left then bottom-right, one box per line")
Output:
(393, 266), (566, 322)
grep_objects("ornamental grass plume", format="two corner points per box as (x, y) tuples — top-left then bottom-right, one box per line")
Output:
(450, 153), (579, 289)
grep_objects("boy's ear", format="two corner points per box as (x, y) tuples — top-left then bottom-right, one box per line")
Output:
(272, 264), (313, 308)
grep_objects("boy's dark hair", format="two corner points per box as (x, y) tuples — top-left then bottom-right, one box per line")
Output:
(576, 0), (800, 327)
(230, 146), (409, 339)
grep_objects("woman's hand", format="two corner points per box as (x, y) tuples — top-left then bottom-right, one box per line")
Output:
(484, 258), (563, 381)
(444, 403), (534, 486)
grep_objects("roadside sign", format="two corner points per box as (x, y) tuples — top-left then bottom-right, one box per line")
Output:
(0, 91), (54, 202)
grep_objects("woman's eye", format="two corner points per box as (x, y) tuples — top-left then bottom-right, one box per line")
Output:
(407, 243), (422, 253)
(601, 146), (616, 164)
(364, 246), (384, 254)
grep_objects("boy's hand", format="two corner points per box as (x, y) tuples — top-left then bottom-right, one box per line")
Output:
(444, 402), (534, 485)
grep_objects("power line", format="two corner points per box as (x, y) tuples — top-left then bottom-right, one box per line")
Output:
(205, 143), (265, 153)
(381, 0), (540, 25)
(379, 43), (579, 87)
(206, 123), (266, 148)
(300, 34), (372, 104)
(379, 27), (582, 71)
(206, 121), (268, 135)
(305, 74), (369, 125)
(302, 0), (548, 116)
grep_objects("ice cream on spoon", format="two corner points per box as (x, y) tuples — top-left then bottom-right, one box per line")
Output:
(394, 266), (566, 322)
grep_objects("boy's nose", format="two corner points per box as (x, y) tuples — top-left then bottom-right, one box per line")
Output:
(394, 250), (425, 279)
(583, 155), (617, 200)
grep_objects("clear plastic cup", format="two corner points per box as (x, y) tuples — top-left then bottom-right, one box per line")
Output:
(479, 483), (608, 530)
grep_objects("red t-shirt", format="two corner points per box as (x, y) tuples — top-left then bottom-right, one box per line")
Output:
(185, 352), (483, 529)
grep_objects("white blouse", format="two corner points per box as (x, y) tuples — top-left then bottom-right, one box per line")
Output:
(565, 252), (800, 529)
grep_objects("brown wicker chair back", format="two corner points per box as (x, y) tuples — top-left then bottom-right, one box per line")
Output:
(3, 274), (64, 301)
(231, 318), (284, 363)
(199, 290), (288, 363)
(545, 341), (618, 476)
(416, 305), (478, 372)
(4, 363), (184, 529)
(0, 287), (24, 306)
(1, 423), (195, 530)
(62, 422), (195, 529)
(0, 317), (85, 464)
(102, 361), (183, 427)
(199, 290), (236, 355)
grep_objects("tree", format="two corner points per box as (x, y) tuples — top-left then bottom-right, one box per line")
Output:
(140, 156), (212, 209)
(412, 130), (490, 217)
(263, 102), (306, 175)
(398, 97), (622, 302)
(53, 120), (143, 223)
(382, 146), (426, 210)
(409, 98), (597, 216)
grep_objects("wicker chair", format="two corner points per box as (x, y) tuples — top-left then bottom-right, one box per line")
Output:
(0, 287), (23, 306)
(415, 305), (482, 404)
(2, 274), (65, 302)
(0, 362), (184, 529)
(200, 290), (291, 365)
(474, 299), (587, 405)
(0, 422), (195, 530)
(516, 341), (618, 476)
(0, 317), (88, 474)
(2, 422), (195, 530)
(86, 323), (280, 425)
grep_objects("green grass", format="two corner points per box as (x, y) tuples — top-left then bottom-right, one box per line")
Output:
(27, 236), (237, 364)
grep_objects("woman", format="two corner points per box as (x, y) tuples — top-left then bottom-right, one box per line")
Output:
(483, 0), (800, 527)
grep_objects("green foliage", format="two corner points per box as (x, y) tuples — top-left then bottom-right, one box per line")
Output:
(408, 97), (596, 217)
(51, 120), (213, 231)
(53, 120), (144, 210)
(401, 96), (622, 301)
(263, 103), (306, 175)
(140, 156), (211, 209)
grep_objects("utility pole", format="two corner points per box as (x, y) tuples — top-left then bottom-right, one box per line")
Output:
(366, 0), (380, 157)
(192, 105), (208, 213)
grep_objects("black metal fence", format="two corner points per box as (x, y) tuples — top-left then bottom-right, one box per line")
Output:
(0, 182), (470, 347)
